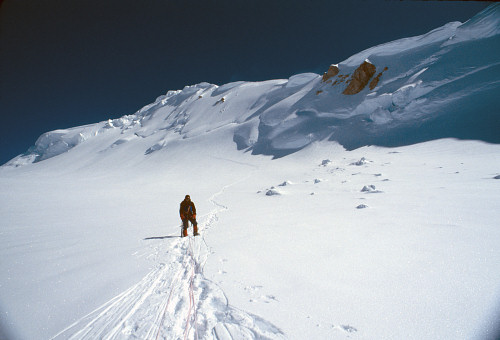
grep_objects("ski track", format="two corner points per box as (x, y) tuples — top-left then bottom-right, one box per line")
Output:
(51, 178), (285, 340)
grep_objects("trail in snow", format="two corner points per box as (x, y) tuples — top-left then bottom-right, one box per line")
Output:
(51, 178), (285, 340)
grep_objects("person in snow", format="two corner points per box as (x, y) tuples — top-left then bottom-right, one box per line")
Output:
(180, 195), (199, 237)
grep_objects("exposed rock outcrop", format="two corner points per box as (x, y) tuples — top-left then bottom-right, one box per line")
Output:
(322, 64), (340, 82)
(369, 66), (389, 90)
(343, 60), (377, 95)
(332, 74), (349, 86)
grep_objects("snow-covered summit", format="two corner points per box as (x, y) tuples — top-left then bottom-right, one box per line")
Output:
(5, 4), (499, 167)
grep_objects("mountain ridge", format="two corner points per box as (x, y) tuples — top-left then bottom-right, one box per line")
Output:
(4, 4), (499, 167)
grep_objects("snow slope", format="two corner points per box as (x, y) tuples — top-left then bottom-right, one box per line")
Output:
(1, 4), (500, 340)
(5, 6), (500, 167)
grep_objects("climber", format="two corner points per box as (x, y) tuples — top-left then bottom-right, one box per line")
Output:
(179, 195), (199, 237)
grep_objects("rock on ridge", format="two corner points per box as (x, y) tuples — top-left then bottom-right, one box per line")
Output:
(322, 64), (340, 82)
(343, 60), (377, 95)
(369, 66), (389, 90)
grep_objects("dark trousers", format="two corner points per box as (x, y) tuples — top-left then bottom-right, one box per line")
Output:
(182, 217), (197, 229)
(181, 217), (198, 237)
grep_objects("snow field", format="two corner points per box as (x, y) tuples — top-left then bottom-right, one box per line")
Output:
(1, 123), (500, 339)
(1, 128), (286, 340)
(201, 140), (500, 339)
(1, 5), (499, 339)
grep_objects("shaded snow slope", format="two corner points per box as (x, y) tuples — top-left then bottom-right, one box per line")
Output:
(4, 5), (500, 166)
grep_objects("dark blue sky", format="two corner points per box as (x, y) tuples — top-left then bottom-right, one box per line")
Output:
(0, 0), (490, 165)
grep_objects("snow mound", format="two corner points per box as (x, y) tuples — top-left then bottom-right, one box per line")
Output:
(351, 157), (369, 166)
(286, 73), (319, 88)
(361, 185), (382, 193)
(18, 127), (98, 163)
(266, 189), (282, 196)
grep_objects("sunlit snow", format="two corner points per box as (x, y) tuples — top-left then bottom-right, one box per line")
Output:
(1, 5), (499, 340)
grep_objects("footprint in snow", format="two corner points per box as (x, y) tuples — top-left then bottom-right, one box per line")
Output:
(250, 295), (278, 304)
(244, 285), (263, 292)
(332, 324), (358, 334)
(341, 325), (358, 333)
(328, 167), (345, 173)
(361, 185), (383, 193)
(350, 157), (370, 166)
(266, 189), (281, 196)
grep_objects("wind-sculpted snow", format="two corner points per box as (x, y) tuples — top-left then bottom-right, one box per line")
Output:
(4, 4), (499, 166)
